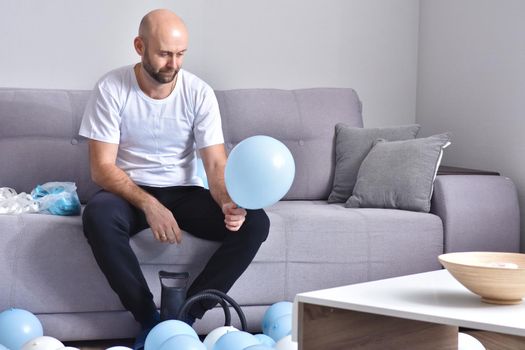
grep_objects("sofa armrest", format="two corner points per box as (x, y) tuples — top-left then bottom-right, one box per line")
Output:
(431, 175), (520, 253)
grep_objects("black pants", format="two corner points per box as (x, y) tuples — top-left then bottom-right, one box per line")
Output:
(82, 185), (270, 327)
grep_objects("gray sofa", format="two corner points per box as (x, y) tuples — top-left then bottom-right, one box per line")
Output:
(0, 87), (520, 342)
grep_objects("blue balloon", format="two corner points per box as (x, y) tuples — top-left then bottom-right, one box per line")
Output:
(0, 308), (44, 350)
(196, 158), (209, 189)
(0, 345), (8, 350)
(253, 333), (276, 347)
(144, 320), (198, 350)
(225, 136), (295, 209)
(159, 334), (206, 350)
(243, 345), (274, 350)
(266, 313), (292, 342)
(212, 331), (259, 350)
(261, 301), (293, 336)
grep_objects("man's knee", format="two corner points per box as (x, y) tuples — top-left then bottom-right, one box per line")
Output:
(246, 209), (270, 243)
(82, 191), (131, 240)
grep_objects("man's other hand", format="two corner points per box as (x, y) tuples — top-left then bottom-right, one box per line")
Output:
(144, 200), (181, 244)
(222, 202), (247, 231)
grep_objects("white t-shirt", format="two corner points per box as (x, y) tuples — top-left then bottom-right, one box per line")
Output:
(79, 65), (224, 187)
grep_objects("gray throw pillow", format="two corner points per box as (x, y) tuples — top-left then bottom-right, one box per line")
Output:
(345, 133), (451, 212)
(328, 124), (421, 203)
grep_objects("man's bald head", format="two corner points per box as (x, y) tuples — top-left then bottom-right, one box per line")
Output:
(138, 9), (188, 44)
(134, 9), (189, 85)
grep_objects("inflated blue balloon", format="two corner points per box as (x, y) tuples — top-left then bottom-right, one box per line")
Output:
(144, 320), (198, 350)
(0, 344), (8, 350)
(0, 308), (44, 350)
(196, 158), (209, 189)
(262, 301), (293, 336)
(212, 331), (259, 350)
(266, 313), (292, 342)
(225, 136), (295, 209)
(158, 334), (206, 350)
(243, 345), (274, 350)
(253, 333), (276, 347)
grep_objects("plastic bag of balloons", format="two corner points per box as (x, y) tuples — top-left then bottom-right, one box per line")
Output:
(0, 187), (39, 214)
(31, 182), (81, 216)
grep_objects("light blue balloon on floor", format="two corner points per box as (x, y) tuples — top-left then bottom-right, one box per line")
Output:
(243, 345), (274, 350)
(159, 334), (206, 350)
(144, 320), (199, 350)
(0, 344), (8, 350)
(196, 158), (209, 189)
(262, 301), (293, 336)
(212, 331), (259, 350)
(0, 308), (44, 350)
(266, 313), (293, 342)
(225, 135), (295, 209)
(253, 334), (276, 347)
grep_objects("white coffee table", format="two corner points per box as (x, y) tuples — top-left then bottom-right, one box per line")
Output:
(292, 269), (525, 350)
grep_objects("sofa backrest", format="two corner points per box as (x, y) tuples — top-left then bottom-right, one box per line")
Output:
(215, 89), (363, 200)
(0, 87), (362, 203)
(0, 89), (97, 203)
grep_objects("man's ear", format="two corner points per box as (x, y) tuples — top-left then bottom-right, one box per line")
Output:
(134, 37), (145, 56)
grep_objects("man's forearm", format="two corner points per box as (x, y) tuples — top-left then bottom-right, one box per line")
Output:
(207, 164), (233, 208)
(92, 163), (157, 211)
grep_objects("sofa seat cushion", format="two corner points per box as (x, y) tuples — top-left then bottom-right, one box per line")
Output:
(1, 202), (443, 315)
(265, 201), (444, 299)
(0, 212), (117, 314)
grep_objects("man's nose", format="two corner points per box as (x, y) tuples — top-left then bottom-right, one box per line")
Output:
(166, 55), (176, 68)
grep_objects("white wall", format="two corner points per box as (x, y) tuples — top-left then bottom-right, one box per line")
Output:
(0, 0), (419, 127)
(417, 0), (525, 250)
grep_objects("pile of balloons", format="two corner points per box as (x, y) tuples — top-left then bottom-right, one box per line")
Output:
(200, 301), (297, 350)
(140, 301), (297, 350)
(0, 305), (485, 350)
(0, 303), (297, 350)
(0, 308), (79, 350)
(257, 301), (296, 350)
(143, 320), (203, 350)
(0, 307), (132, 350)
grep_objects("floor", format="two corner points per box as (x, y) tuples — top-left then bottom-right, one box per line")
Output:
(63, 335), (208, 350)
(63, 331), (506, 350)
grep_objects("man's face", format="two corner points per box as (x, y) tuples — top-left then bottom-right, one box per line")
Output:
(141, 36), (187, 85)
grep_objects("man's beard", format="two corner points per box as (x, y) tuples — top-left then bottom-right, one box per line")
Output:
(142, 56), (178, 84)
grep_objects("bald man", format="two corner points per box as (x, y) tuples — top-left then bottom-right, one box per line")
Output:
(79, 9), (269, 349)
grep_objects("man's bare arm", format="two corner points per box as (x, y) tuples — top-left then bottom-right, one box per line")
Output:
(88, 139), (181, 243)
(200, 144), (247, 231)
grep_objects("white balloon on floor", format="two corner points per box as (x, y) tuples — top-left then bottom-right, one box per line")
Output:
(274, 335), (297, 350)
(458, 332), (485, 350)
(21, 336), (64, 350)
(203, 326), (238, 350)
(105, 347), (133, 350)
(60, 347), (80, 350)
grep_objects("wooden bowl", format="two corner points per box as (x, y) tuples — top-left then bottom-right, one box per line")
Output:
(438, 252), (525, 305)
